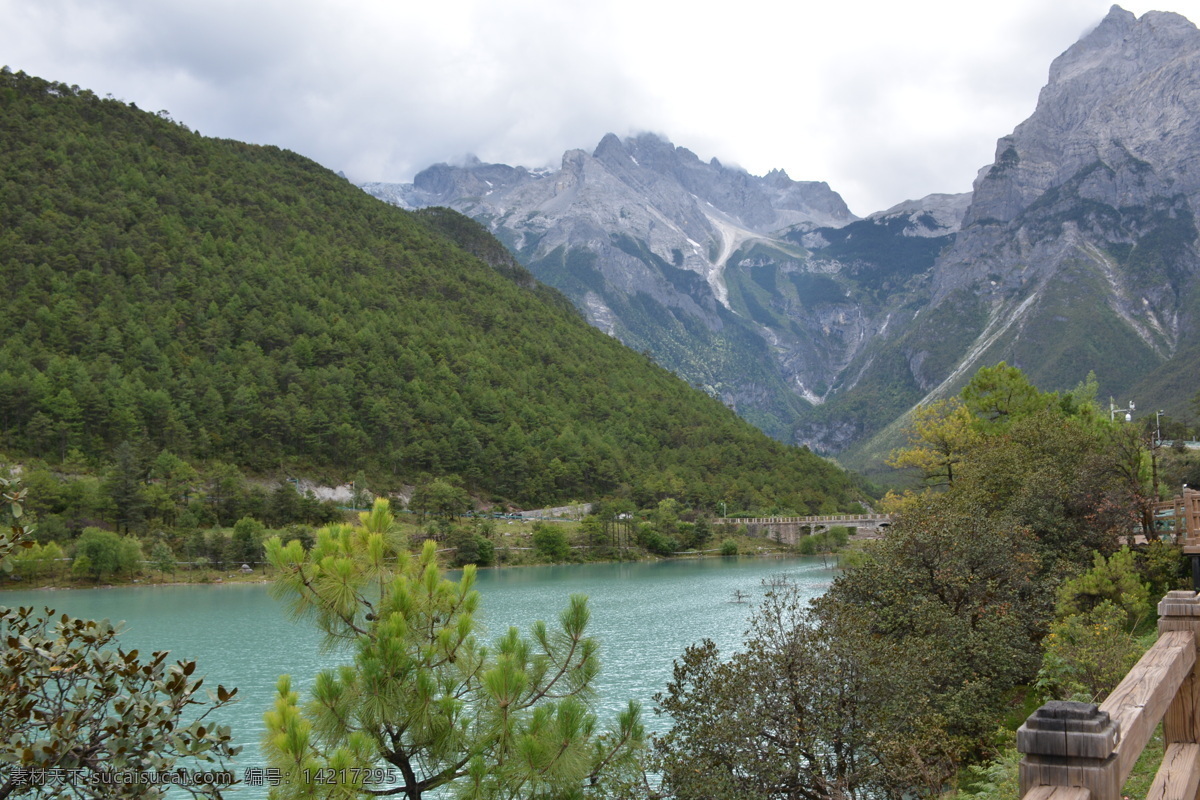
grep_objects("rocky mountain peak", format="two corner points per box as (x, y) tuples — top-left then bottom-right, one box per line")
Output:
(962, 5), (1200, 229)
(591, 132), (625, 160)
(1041, 5), (1197, 114)
(910, 3), (1200, 444)
(867, 193), (971, 237)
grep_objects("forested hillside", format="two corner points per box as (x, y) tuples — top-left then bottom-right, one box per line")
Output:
(0, 68), (860, 512)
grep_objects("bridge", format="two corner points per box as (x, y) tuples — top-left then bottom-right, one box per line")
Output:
(714, 514), (891, 545)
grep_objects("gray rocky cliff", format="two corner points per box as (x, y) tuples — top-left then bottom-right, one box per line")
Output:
(816, 5), (1200, 465)
(930, 4), (1200, 349)
(964, 7), (1200, 229)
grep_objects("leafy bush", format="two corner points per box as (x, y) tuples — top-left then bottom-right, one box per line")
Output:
(688, 517), (712, 549)
(230, 516), (266, 565)
(830, 526), (851, 547)
(958, 746), (1021, 800)
(1056, 547), (1150, 628)
(1036, 600), (1142, 703)
(640, 529), (678, 556)
(720, 539), (738, 556)
(1139, 540), (1186, 598)
(532, 523), (571, 562)
(798, 528), (850, 555)
(450, 528), (495, 567)
(8, 541), (64, 581)
(71, 527), (141, 581)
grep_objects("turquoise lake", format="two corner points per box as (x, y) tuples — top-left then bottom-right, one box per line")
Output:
(2, 555), (837, 795)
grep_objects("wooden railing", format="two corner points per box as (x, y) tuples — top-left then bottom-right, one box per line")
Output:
(1018, 590), (1200, 800)
(1153, 489), (1200, 540)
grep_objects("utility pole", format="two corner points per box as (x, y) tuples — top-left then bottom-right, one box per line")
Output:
(1110, 398), (1135, 422)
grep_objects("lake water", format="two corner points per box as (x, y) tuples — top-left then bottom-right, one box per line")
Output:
(1, 555), (837, 795)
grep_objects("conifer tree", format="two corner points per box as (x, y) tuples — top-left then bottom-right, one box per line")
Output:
(263, 499), (645, 799)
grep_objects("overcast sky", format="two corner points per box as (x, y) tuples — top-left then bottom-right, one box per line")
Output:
(3, 0), (1199, 215)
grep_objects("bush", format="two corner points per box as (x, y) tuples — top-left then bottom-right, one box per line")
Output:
(282, 524), (315, 551)
(532, 522), (571, 562)
(1057, 547), (1150, 628)
(838, 547), (868, 570)
(149, 540), (177, 580)
(9, 541), (64, 581)
(720, 538), (738, 556)
(1139, 541), (1186, 598)
(640, 529), (678, 556)
(72, 527), (141, 581)
(34, 514), (70, 543)
(800, 527), (851, 555)
(1036, 600), (1142, 702)
(450, 528), (495, 567)
(231, 516), (266, 565)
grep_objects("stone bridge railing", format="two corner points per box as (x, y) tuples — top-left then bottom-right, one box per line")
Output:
(714, 514), (891, 545)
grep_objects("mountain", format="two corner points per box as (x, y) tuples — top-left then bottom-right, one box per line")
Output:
(366, 6), (1200, 467)
(363, 133), (862, 440)
(363, 135), (969, 446)
(813, 5), (1200, 467)
(0, 67), (863, 513)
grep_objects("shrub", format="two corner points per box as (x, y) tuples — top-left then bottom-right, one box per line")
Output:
(231, 516), (266, 565)
(72, 527), (141, 581)
(450, 528), (495, 567)
(1139, 540), (1186, 598)
(532, 523), (570, 562)
(720, 538), (738, 556)
(1057, 547), (1150, 628)
(641, 530), (677, 556)
(1036, 600), (1142, 702)
(34, 514), (70, 543)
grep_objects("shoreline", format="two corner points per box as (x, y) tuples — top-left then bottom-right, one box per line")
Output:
(0, 547), (837, 594)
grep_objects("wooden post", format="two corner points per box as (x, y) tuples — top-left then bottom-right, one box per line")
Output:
(1150, 592), (1200, 800)
(1018, 701), (1120, 800)
(1158, 591), (1200, 744)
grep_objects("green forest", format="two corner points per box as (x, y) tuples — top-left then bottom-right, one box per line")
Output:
(0, 67), (861, 515)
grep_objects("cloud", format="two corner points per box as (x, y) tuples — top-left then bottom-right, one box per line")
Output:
(2, 0), (1199, 214)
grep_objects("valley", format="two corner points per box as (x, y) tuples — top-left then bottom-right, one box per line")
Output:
(363, 6), (1200, 468)
(4, 5), (1200, 799)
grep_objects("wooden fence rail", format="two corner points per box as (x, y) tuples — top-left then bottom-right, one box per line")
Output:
(1018, 591), (1200, 800)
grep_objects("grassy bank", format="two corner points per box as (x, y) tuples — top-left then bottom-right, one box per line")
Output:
(1, 515), (828, 592)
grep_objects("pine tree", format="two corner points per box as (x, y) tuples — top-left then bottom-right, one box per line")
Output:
(263, 499), (645, 798)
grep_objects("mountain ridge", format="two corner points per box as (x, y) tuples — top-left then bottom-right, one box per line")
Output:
(822, 3), (1200, 468)
(0, 67), (863, 512)
(363, 5), (1200, 465)
(362, 132), (906, 440)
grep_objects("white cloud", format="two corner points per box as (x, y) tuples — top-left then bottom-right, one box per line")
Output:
(2, 0), (1199, 214)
